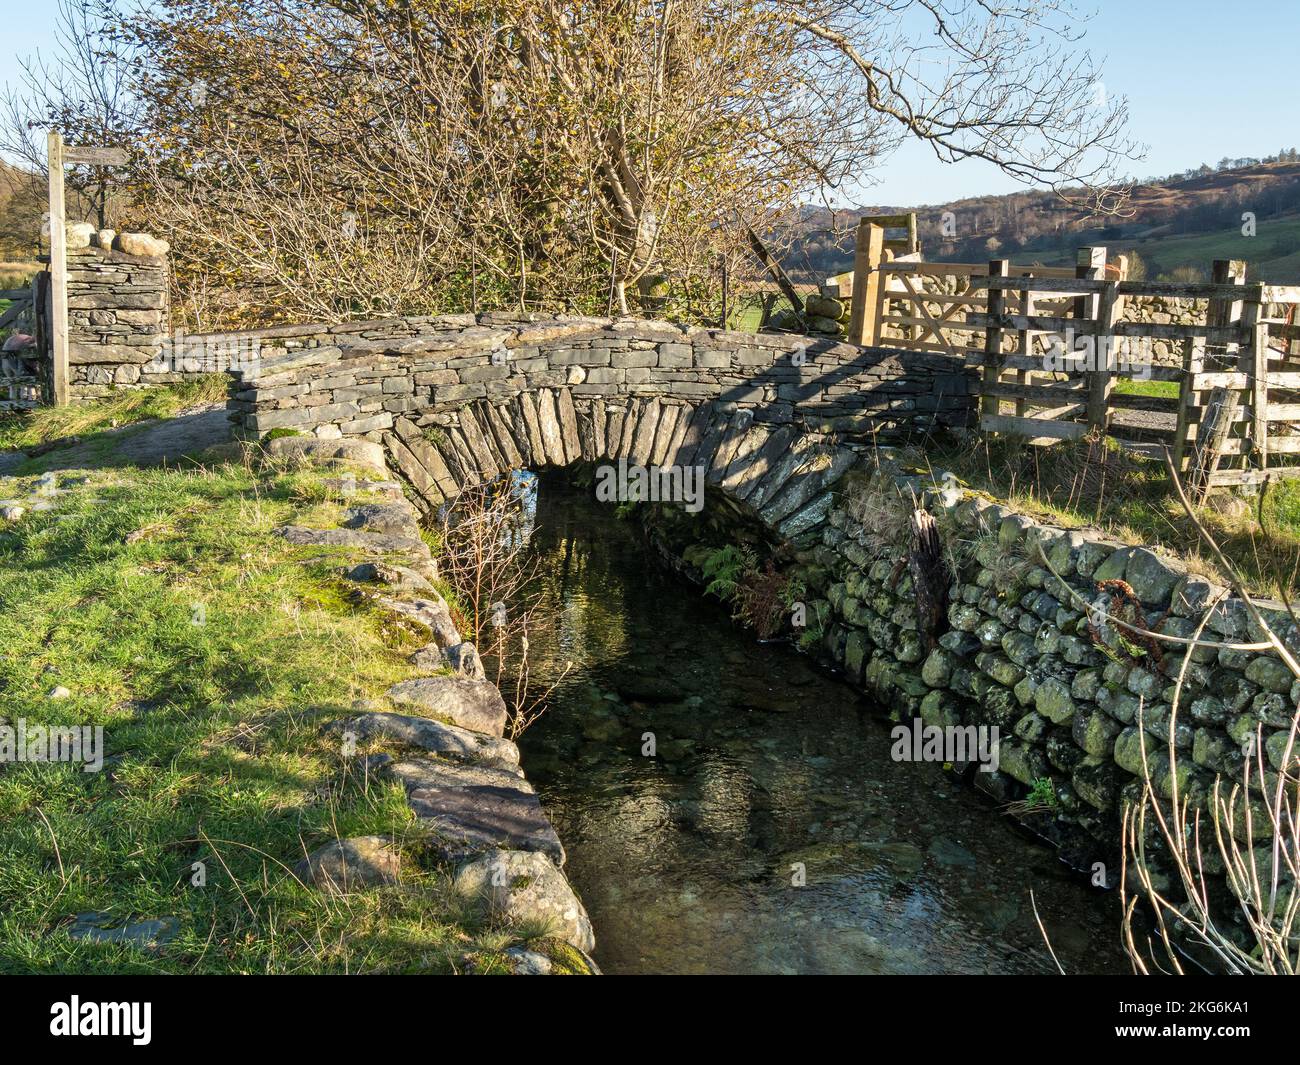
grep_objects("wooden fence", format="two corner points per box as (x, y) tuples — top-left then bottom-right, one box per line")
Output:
(0, 279), (44, 410)
(838, 223), (1300, 492)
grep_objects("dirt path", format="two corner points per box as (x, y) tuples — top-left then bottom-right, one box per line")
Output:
(0, 403), (232, 476)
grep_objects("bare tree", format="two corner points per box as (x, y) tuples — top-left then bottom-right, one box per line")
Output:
(436, 478), (571, 738)
(119, 0), (1137, 327)
(0, 0), (142, 232)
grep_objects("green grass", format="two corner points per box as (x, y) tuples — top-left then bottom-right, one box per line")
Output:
(0, 453), (566, 973)
(1113, 378), (1180, 399)
(1029, 213), (1300, 283)
(0, 377), (228, 454)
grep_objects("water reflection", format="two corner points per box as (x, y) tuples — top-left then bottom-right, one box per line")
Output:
(515, 475), (1127, 975)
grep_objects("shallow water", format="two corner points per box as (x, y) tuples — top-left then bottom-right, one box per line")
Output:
(516, 477), (1129, 975)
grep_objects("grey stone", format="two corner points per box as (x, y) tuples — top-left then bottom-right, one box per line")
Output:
(345, 561), (434, 594)
(1124, 548), (1180, 608)
(444, 641), (487, 681)
(385, 676), (508, 737)
(454, 848), (595, 952)
(374, 595), (461, 646)
(1244, 656), (1294, 694)
(343, 502), (420, 535)
(336, 711), (520, 769)
(67, 913), (179, 950)
(403, 765), (563, 864)
(294, 836), (403, 895)
(273, 525), (427, 554)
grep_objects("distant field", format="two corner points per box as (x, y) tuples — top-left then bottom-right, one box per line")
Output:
(1030, 214), (1300, 283)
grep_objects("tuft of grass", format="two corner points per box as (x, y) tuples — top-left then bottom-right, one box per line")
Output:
(0, 457), (510, 974)
(0, 378), (229, 453)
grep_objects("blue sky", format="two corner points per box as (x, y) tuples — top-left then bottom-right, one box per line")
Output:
(2, 0), (1296, 206)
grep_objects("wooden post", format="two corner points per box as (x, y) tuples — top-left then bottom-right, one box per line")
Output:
(980, 259), (1011, 420)
(1171, 336), (1200, 470)
(46, 130), (69, 406)
(905, 212), (919, 257)
(1072, 247), (1106, 431)
(849, 221), (885, 345)
(1088, 280), (1121, 431)
(1189, 386), (1240, 502)
(1251, 319), (1269, 469)
(1205, 259), (1247, 369)
(1014, 280), (1032, 417)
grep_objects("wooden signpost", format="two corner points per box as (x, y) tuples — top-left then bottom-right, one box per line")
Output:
(45, 131), (127, 406)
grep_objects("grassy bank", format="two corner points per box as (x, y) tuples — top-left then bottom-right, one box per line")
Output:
(0, 376), (228, 454)
(0, 445), (554, 973)
(922, 433), (1300, 597)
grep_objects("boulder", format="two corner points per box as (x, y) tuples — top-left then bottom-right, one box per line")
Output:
(444, 641), (487, 681)
(344, 561), (434, 595)
(455, 848), (595, 952)
(386, 676), (507, 736)
(343, 502), (421, 535)
(336, 711), (520, 769)
(388, 758), (563, 864)
(66, 222), (95, 249)
(375, 595), (461, 647)
(113, 231), (170, 257)
(294, 836), (402, 895)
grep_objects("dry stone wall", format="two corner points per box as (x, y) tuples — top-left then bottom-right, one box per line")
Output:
(791, 459), (1300, 895)
(66, 244), (171, 397)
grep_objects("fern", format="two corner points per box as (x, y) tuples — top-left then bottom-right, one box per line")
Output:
(700, 544), (754, 599)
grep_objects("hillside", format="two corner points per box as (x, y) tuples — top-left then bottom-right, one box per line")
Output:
(789, 158), (1300, 284)
(0, 160), (44, 261)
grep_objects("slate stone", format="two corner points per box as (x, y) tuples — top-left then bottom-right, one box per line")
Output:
(343, 502), (421, 535)
(405, 771), (563, 864)
(336, 711), (519, 769)
(386, 676), (507, 737)
(273, 525), (427, 554)
(67, 913), (179, 950)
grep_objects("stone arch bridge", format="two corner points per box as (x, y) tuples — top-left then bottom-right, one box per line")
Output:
(227, 314), (974, 538)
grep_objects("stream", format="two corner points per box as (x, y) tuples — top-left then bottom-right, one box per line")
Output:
(512, 474), (1129, 975)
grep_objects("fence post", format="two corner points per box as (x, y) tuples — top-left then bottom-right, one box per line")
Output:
(849, 221), (885, 345)
(980, 259), (1011, 421)
(1073, 248), (1106, 431)
(1088, 280), (1121, 431)
(1205, 259), (1247, 368)
(46, 130), (69, 406)
(1172, 336), (1199, 470)
(1251, 318), (1269, 469)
